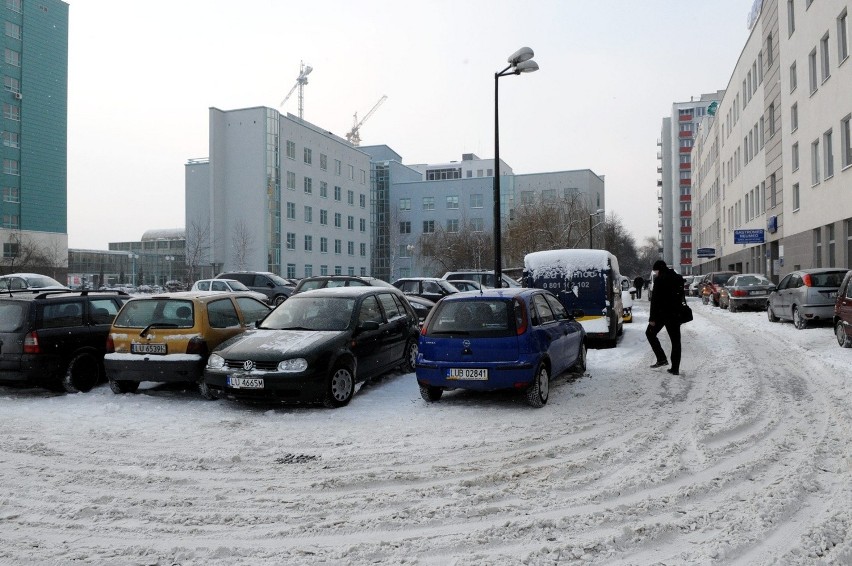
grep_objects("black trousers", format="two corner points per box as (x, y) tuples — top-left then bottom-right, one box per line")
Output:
(635, 286), (642, 299)
(646, 318), (681, 371)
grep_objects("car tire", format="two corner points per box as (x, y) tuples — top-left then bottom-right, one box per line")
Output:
(401, 339), (418, 373)
(63, 352), (101, 393)
(792, 306), (806, 329)
(525, 364), (549, 408)
(702, 295), (709, 305)
(323, 364), (355, 408)
(835, 321), (852, 348)
(571, 344), (587, 373)
(109, 377), (139, 394)
(767, 304), (779, 322)
(419, 383), (443, 402)
(199, 381), (218, 400)
(273, 295), (287, 307)
(729, 301), (737, 313)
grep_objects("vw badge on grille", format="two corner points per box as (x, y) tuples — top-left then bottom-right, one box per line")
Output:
(463, 340), (471, 348)
(243, 360), (254, 371)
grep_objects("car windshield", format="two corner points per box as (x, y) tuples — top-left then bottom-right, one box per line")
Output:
(713, 273), (734, 284)
(809, 271), (848, 287)
(113, 299), (195, 329)
(228, 280), (251, 291)
(260, 296), (355, 331)
(426, 299), (513, 337)
(735, 275), (772, 286)
(0, 301), (27, 332)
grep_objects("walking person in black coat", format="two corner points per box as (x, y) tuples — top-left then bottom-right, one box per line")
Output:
(646, 260), (685, 375)
(633, 275), (645, 299)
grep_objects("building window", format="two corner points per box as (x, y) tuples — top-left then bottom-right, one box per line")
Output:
(542, 189), (557, 202)
(399, 221), (411, 234)
(769, 104), (776, 137)
(422, 196), (434, 210)
(790, 61), (797, 92)
(3, 187), (19, 202)
(471, 218), (484, 232)
(287, 264), (296, 278)
(305, 264), (313, 277)
(767, 33), (774, 67)
(320, 153), (327, 171)
(347, 241), (354, 256)
(821, 33), (831, 82)
(3, 242), (19, 258)
(320, 265), (328, 276)
(3, 77), (19, 94)
(809, 48), (818, 93)
(320, 181), (328, 198)
(815, 228), (823, 268)
(347, 190), (354, 206)
(426, 167), (462, 180)
(793, 183), (800, 211)
(303, 147), (312, 165)
(791, 103), (798, 131)
(470, 193), (483, 208)
(320, 237), (328, 253)
(2, 132), (19, 148)
(360, 194), (366, 208)
(360, 218), (366, 232)
(3, 103), (20, 121)
(447, 219), (459, 232)
(334, 239), (342, 254)
(286, 171), (295, 190)
(446, 195), (459, 209)
(334, 212), (341, 228)
(320, 209), (328, 225)
(824, 129), (834, 179)
(334, 159), (342, 175)
(347, 215), (354, 231)
(286, 232), (296, 250)
(811, 139), (821, 185)
(788, 0), (795, 36)
(5, 22), (21, 40)
(286, 202), (296, 220)
(423, 220), (435, 234)
(399, 244), (410, 258)
(348, 164), (354, 180)
(2, 159), (19, 176)
(839, 9), (849, 63)
(6, 0), (21, 13)
(334, 186), (341, 201)
(304, 235), (313, 252)
(841, 114), (852, 169)
(828, 224), (836, 267)
(304, 177), (312, 194)
(304, 206), (312, 223)
(4, 48), (20, 67)
(399, 198), (411, 210)
(792, 142), (800, 171)
(285, 140), (295, 159)
(487, 169), (493, 176)
(360, 169), (366, 184)
(771, 173), (777, 208)
(360, 243), (366, 257)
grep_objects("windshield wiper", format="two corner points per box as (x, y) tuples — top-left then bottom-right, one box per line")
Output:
(139, 322), (179, 337)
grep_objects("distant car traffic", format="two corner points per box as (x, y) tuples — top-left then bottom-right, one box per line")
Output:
(416, 287), (586, 407)
(190, 278), (269, 303)
(202, 286), (420, 407)
(767, 268), (848, 328)
(392, 277), (459, 303)
(718, 274), (775, 312)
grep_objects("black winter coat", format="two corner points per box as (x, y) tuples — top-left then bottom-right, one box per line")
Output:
(650, 269), (684, 324)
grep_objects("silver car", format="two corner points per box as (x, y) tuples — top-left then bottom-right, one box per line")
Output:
(767, 268), (849, 329)
(719, 274), (775, 312)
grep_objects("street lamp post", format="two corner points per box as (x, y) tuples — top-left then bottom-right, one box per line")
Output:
(494, 47), (539, 286)
(406, 244), (414, 278)
(164, 255), (175, 284)
(128, 253), (139, 287)
(589, 209), (605, 249)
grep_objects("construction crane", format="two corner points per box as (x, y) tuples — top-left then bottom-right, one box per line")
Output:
(345, 95), (388, 146)
(279, 62), (313, 119)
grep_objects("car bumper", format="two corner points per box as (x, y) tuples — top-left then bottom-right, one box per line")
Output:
(203, 368), (328, 402)
(415, 360), (537, 391)
(103, 353), (205, 383)
(798, 304), (836, 320)
(0, 355), (63, 384)
(729, 297), (769, 308)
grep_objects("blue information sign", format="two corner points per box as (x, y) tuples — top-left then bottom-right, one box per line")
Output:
(696, 247), (716, 258)
(734, 229), (765, 244)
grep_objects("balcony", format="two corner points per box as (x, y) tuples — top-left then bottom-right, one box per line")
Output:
(680, 194), (691, 201)
(681, 257), (693, 265)
(680, 226), (691, 234)
(679, 147), (692, 153)
(679, 114), (694, 122)
(679, 179), (691, 186)
(679, 162), (691, 170)
(678, 131), (693, 138)
(680, 242), (692, 250)
(680, 210), (692, 218)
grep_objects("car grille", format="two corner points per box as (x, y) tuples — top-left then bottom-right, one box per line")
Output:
(223, 359), (279, 371)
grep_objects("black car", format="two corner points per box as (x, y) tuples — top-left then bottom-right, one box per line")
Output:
(293, 275), (435, 322)
(216, 271), (294, 306)
(202, 286), (420, 407)
(392, 277), (459, 303)
(0, 289), (129, 392)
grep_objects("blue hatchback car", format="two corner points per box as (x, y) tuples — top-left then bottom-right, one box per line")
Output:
(416, 288), (586, 407)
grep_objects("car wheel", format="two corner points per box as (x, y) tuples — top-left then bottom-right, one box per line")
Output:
(323, 365), (355, 408)
(273, 295), (287, 307)
(419, 383), (443, 402)
(835, 321), (851, 347)
(792, 306), (806, 329)
(702, 295), (709, 305)
(108, 377), (139, 394)
(729, 301), (737, 313)
(63, 352), (101, 393)
(767, 304), (779, 322)
(525, 364), (549, 408)
(571, 344), (587, 373)
(401, 339), (418, 373)
(198, 381), (218, 400)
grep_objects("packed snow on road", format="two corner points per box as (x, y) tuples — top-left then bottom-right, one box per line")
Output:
(1, 298), (851, 565)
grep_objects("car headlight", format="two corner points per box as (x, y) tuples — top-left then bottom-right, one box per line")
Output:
(278, 358), (308, 372)
(207, 353), (225, 369)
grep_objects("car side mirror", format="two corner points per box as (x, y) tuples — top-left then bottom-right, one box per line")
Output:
(357, 320), (380, 332)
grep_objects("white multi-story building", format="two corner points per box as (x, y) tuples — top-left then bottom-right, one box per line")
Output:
(691, 0), (851, 279)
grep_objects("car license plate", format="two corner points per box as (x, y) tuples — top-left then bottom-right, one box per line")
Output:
(446, 368), (488, 381)
(749, 290), (767, 295)
(227, 377), (264, 389)
(131, 343), (166, 354)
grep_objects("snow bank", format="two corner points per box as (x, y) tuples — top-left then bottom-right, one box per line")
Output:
(523, 249), (620, 279)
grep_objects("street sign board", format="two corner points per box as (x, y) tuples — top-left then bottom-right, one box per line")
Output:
(734, 229), (765, 244)
(696, 247), (716, 258)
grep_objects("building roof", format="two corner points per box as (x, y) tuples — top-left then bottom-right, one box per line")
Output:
(141, 228), (185, 241)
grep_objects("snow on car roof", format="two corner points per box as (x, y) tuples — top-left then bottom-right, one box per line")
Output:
(523, 249), (619, 278)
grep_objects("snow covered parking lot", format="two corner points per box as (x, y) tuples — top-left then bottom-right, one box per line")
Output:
(1, 298), (851, 565)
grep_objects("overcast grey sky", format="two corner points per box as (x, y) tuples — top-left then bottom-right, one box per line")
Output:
(67, 0), (753, 250)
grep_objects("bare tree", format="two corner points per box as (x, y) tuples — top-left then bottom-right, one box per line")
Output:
(601, 213), (642, 277)
(231, 219), (255, 271)
(185, 220), (211, 283)
(418, 220), (493, 275)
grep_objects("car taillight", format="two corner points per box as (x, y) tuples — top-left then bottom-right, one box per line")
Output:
(186, 336), (209, 356)
(732, 290), (749, 297)
(513, 298), (528, 335)
(23, 331), (40, 354)
(802, 274), (813, 287)
(106, 335), (115, 353)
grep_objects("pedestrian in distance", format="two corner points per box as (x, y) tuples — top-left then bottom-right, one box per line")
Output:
(646, 260), (685, 375)
(633, 275), (645, 299)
